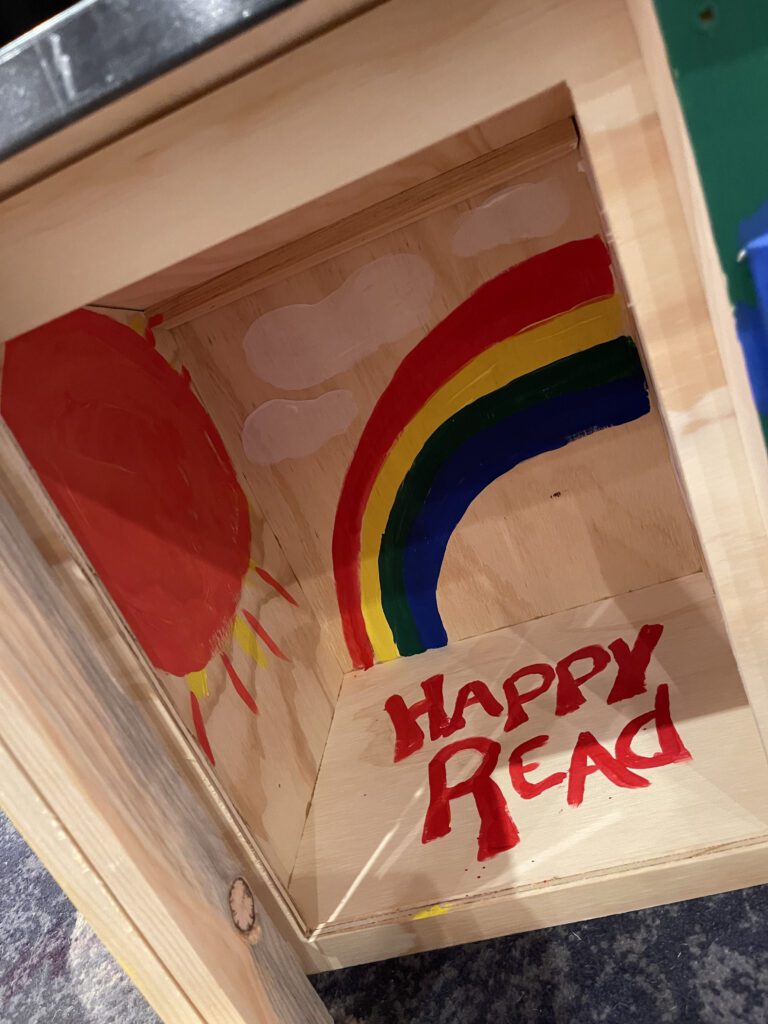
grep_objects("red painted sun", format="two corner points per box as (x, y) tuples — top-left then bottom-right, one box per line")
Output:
(1, 308), (295, 763)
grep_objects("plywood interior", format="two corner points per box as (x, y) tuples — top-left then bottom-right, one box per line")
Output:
(2, 107), (762, 947)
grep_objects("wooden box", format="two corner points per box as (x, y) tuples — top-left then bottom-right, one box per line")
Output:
(2, 2), (768, 1021)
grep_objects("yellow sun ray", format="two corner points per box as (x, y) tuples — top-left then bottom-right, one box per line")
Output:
(186, 668), (209, 699)
(128, 314), (147, 336)
(234, 615), (267, 667)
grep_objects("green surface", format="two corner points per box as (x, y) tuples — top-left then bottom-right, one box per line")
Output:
(653, 2), (768, 306)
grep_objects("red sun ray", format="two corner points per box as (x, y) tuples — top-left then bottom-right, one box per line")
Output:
(251, 565), (299, 606)
(221, 653), (259, 714)
(190, 691), (215, 765)
(242, 609), (289, 661)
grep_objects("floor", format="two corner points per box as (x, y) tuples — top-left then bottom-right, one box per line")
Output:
(2, 811), (767, 1023)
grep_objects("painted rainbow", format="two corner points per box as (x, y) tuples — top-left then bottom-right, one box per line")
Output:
(332, 236), (651, 669)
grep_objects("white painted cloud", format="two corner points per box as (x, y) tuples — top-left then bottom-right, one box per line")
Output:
(242, 391), (358, 464)
(451, 179), (570, 257)
(242, 254), (435, 389)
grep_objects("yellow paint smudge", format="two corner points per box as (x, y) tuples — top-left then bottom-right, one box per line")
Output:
(128, 314), (147, 336)
(234, 615), (267, 667)
(412, 903), (453, 921)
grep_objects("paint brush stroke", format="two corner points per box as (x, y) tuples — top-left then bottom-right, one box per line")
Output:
(242, 391), (358, 464)
(242, 255), (435, 389)
(451, 180), (570, 258)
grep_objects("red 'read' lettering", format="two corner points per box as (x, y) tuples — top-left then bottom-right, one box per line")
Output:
(567, 730), (649, 807)
(607, 624), (665, 704)
(384, 674), (450, 762)
(503, 664), (556, 732)
(422, 737), (519, 861)
(615, 683), (692, 768)
(446, 681), (504, 735)
(555, 645), (611, 717)
(508, 734), (566, 799)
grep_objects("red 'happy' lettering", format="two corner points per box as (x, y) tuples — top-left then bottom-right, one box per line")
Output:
(503, 664), (555, 732)
(607, 624), (664, 704)
(555, 645), (612, 717)
(385, 624), (668, 763)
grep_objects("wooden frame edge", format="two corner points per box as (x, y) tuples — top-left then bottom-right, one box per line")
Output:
(0, 411), (314, 937)
(310, 835), (768, 969)
(147, 118), (577, 328)
(0, 737), (205, 1021)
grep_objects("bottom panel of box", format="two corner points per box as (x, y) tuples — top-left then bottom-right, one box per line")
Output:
(291, 573), (768, 966)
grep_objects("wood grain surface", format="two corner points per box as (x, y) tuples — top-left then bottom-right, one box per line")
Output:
(0, 421), (331, 1019)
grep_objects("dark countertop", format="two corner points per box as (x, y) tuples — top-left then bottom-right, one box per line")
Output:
(0, 0), (300, 162)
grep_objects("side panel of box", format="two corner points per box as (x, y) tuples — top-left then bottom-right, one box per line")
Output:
(0, 418), (332, 1016)
(0, 309), (342, 885)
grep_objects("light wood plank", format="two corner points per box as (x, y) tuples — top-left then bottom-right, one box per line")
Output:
(312, 835), (768, 969)
(0, 425), (331, 1020)
(290, 573), (768, 930)
(0, 0), (384, 206)
(581, 96), (768, 758)
(0, 741), (202, 1021)
(100, 88), (573, 314)
(148, 119), (577, 328)
(0, 0), (651, 342)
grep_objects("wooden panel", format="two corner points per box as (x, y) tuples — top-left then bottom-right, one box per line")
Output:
(1, 0), (768, 984)
(103, 89), (573, 314)
(146, 119), (578, 328)
(170, 145), (700, 670)
(312, 836), (768, 969)
(0, 422), (331, 1019)
(0, 308), (342, 885)
(0, 0), (762, 755)
(290, 573), (768, 930)
(0, 0), (651, 343)
(582, 107), (768, 757)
